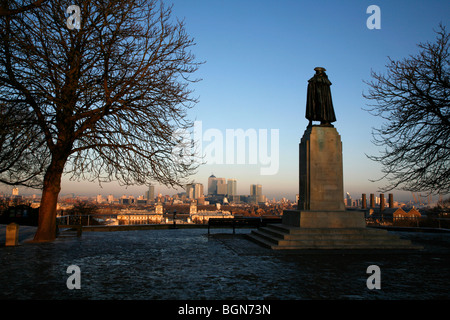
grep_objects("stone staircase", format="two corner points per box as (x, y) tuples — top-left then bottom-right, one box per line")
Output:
(246, 224), (422, 250)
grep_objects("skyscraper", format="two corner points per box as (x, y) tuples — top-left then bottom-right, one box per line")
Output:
(346, 192), (352, 206)
(216, 178), (227, 195)
(250, 184), (262, 196)
(227, 179), (237, 196)
(146, 185), (155, 202)
(186, 184), (194, 199)
(186, 183), (204, 199)
(193, 183), (204, 199)
(208, 174), (227, 195)
(250, 184), (262, 204)
(208, 174), (217, 195)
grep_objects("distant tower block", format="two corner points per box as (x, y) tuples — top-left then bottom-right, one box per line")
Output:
(362, 193), (367, 209)
(389, 193), (394, 208)
(370, 193), (375, 208)
(380, 194), (385, 211)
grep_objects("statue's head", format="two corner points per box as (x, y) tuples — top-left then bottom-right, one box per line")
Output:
(314, 67), (326, 74)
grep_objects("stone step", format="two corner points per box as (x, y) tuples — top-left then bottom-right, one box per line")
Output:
(57, 227), (82, 238)
(247, 233), (419, 250)
(266, 224), (390, 235)
(246, 233), (277, 249)
(251, 229), (412, 247)
(247, 224), (422, 250)
(250, 230), (280, 245)
(57, 232), (78, 238)
(256, 226), (400, 241)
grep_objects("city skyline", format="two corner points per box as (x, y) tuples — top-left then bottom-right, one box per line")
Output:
(1, 175), (428, 205)
(1, 0), (448, 203)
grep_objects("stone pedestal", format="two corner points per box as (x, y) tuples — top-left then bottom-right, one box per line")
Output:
(282, 210), (365, 228)
(291, 125), (359, 230)
(299, 125), (345, 211)
(247, 125), (421, 251)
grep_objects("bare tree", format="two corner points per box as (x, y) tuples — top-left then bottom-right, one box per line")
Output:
(0, 0), (48, 16)
(0, 0), (202, 241)
(427, 196), (450, 218)
(364, 24), (449, 195)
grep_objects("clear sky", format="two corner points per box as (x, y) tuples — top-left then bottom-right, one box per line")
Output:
(3, 0), (449, 202)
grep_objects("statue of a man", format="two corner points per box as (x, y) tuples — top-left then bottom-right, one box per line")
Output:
(305, 67), (336, 126)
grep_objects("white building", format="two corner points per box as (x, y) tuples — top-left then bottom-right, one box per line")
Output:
(188, 201), (233, 224)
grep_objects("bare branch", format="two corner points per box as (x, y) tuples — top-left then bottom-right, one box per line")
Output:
(363, 24), (450, 194)
(0, 0), (47, 17)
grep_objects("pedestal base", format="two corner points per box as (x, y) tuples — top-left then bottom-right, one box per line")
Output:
(282, 210), (365, 228)
(246, 210), (422, 251)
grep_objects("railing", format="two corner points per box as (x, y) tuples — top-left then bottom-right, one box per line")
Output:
(366, 216), (450, 229)
(57, 214), (107, 226)
(56, 214), (167, 226)
(55, 214), (282, 227)
(57, 214), (450, 231)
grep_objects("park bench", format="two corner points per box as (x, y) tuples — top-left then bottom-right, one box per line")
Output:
(207, 217), (282, 235)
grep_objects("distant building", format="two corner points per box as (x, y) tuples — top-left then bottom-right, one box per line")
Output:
(395, 207), (421, 218)
(96, 194), (104, 204)
(107, 194), (115, 204)
(229, 195), (240, 204)
(227, 179), (237, 196)
(186, 184), (194, 199)
(346, 192), (352, 206)
(186, 183), (204, 199)
(369, 206), (422, 220)
(190, 201), (197, 214)
(208, 174), (230, 196)
(145, 185), (155, 202)
(216, 178), (226, 195)
(250, 184), (263, 204)
(392, 207), (407, 218)
(136, 197), (147, 205)
(208, 174), (217, 195)
(216, 180), (227, 195)
(120, 198), (131, 205)
(189, 206), (233, 224)
(194, 184), (204, 199)
(117, 207), (164, 225)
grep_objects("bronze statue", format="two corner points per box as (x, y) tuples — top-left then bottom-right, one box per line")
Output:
(305, 67), (336, 126)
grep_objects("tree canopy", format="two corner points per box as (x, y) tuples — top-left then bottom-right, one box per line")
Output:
(0, 0), (202, 241)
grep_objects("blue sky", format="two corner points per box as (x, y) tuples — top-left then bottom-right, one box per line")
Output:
(164, 0), (449, 202)
(4, 0), (449, 202)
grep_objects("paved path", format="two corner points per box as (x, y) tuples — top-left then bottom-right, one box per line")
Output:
(1, 226), (450, 300)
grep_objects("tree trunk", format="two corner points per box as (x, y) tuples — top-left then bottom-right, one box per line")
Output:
(32, 156), (67, 242)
